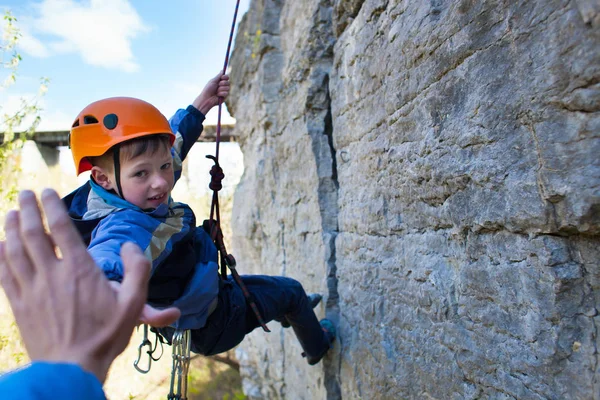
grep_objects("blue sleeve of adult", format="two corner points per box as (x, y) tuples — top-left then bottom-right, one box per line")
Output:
(0, 362), (106, 399)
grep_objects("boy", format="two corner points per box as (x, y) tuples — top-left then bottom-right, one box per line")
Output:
(64, 73), (335, 364)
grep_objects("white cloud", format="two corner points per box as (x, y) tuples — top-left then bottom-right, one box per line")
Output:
(15, 26), (50, 58)
(21, 0), (149, 72)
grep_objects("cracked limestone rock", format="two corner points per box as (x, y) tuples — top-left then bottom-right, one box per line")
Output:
(227, 0), (600, 399)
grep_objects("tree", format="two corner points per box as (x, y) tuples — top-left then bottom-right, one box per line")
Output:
(0, 12), (49, 373)
(0, 10), (49, 206)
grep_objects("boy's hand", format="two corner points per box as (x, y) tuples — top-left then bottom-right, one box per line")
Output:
(192, 72), (231, 115)
(108, 281), (181, 327)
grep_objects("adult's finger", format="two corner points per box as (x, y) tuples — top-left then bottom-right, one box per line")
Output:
(0, 241), (20, 299)
(18, 191), (57, 273)
(40, 188), (87, 261)
(116, 242), (151, 327)
(4, 210), (35, 286)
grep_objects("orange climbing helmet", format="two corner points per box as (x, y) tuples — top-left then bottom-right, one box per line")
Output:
(70, 97), (175, 175)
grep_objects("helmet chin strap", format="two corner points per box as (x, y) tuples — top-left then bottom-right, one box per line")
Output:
(113, 145), (124, 198)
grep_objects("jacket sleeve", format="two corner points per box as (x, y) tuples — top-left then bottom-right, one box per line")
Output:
(88, 213), (154, 282)
(0, 362), (106, 400)
(169, 105), (206, 184)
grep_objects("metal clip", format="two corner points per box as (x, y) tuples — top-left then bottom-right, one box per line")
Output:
(133, 324), (154, 374)
(168, 330), (192, 400)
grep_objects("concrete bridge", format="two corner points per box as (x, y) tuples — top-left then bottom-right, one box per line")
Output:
(2, 124), (236, 147)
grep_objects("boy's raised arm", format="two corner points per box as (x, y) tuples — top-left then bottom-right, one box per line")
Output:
(169, 72), (230, 166)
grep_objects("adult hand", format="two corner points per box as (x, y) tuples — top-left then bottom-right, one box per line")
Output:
(0, 189), (180, 383)
(192, 71), (231, 115)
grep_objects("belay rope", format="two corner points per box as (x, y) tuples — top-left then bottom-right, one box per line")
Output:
(204, 0), (270, 333)
(133, 1), (270, 399)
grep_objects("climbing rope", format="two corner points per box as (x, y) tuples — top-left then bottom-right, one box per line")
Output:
(205, 0), (270, 333)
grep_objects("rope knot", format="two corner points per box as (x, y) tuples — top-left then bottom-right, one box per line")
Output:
(206, 155), (225, 192)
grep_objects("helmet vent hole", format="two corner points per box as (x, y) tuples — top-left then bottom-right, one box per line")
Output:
(83, 116), (99, 124)
(103, 113), (118, 130)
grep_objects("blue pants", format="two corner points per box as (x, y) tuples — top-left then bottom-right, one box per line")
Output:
(161, 275), (331, 360)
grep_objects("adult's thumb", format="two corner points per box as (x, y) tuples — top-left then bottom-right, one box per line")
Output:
(140, 304), (181, 327)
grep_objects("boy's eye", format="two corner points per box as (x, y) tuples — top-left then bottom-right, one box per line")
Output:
(134, 170), (147, 178)
(161, 162), (172, 170)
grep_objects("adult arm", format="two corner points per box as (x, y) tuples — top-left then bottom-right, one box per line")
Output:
(0, 362), (105, 400)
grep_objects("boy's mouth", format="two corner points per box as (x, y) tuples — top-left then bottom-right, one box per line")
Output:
(148, 193), (166, 202)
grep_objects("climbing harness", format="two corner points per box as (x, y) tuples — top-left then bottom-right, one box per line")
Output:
(131, 1), (272, 399)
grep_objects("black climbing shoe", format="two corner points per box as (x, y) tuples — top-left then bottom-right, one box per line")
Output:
(281, 293), (323, 328)
(304, 318), (336, 366)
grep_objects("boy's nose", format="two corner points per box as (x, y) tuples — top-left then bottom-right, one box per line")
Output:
(151, 175), (168, 189)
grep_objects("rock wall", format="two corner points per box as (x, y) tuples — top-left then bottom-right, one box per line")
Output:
(227, 0), (600, 399)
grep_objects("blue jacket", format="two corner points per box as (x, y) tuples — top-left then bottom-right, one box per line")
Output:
(0, 362), (105, 399)
(65, 105), (219, 330)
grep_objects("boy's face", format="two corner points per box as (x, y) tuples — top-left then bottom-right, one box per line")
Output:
(93, 144), (174, 209)
(118, 145), (174, 209)
(121, 148), (175, 209)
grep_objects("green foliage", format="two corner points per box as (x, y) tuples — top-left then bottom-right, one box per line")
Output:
(0, 334), (9, 351)
(186, 356), (246, 400)
(0, 10), (49, 211)
(12, 351), (24, 364)
(223, 391), (247, 400)
(1, 11), (49, 137)
(0, 9), (46, 373)
(0, 296), (27, 372)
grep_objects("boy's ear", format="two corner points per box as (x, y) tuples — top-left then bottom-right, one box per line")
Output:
(90, 166), (115, 191)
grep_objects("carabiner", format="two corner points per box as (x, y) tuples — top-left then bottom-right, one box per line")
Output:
(133, 324), (153, 374)
(168, 330), (192, 400)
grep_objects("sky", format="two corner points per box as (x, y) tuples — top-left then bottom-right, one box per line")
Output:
(1, 0), (251, 131)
